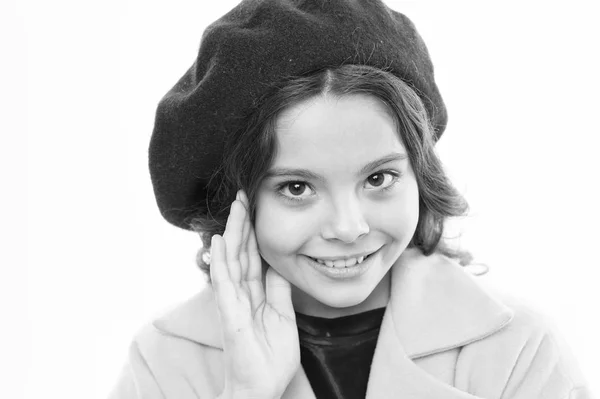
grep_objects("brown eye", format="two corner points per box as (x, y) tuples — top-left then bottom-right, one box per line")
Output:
(367, 173), (385, 187)
(277, 181), (315, 203)
(288, 182), (307, 196)
(364, 171), (399, 190)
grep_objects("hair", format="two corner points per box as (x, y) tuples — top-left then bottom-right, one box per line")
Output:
(190, 64), (471, 279)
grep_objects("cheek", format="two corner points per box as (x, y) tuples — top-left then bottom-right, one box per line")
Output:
(373, 184), (420, 238)
(254, 200), (316, 257)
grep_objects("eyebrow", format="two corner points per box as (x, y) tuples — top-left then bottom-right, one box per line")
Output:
(264, 152), (408, 180)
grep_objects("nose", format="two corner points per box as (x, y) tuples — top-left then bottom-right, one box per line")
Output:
(320, 193), (370, 243)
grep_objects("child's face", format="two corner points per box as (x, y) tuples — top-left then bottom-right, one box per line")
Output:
(254, 94), (419, 316)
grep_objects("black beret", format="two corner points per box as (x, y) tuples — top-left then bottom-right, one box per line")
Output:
(149, 0), (446, 230)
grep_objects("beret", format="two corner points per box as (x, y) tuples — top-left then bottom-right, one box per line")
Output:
(149, 0), (447, 230)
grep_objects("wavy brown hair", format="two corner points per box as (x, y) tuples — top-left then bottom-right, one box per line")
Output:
(190, 64), (470, 279)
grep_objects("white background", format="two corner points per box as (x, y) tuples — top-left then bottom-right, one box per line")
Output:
(5, 0), (599, 397)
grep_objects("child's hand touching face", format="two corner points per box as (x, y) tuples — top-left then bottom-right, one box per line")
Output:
(210, 190), (300, 399)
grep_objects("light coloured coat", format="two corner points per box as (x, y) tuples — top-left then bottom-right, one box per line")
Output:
(109, 249), (592, 398)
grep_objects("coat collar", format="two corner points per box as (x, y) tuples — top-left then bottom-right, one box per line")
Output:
(153, 248), (513, 360)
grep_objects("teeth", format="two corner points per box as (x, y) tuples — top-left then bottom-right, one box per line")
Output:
(313, 254), (370, 267)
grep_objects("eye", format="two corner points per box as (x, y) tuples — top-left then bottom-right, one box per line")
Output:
(278, 181), (315, 201)
(364, 171), (399, 190)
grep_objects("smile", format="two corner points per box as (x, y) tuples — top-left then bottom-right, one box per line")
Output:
(308, 251), (376, 268)
(304, 248), (381, 280)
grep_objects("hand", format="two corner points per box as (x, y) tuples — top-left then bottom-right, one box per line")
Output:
(210, 190), (300, 399)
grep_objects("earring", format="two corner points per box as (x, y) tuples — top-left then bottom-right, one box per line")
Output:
(201, 249), (212, 265)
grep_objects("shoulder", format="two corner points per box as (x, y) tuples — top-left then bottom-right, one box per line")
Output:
(112, 286), (225, 399)
(455, 284), (590, 398)
(131, 283), (223, 353)
(127, 291), (220, 374)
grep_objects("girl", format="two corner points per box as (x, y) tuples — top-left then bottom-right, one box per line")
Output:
(110, 0), (591, 398)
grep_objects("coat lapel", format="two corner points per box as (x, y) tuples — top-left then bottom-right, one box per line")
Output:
(153, 248), (514, 398)
(389, 248), (513, 359)
(362, 248), (513, 398)
(365, 318), (485, 398)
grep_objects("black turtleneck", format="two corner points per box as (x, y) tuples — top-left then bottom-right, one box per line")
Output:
(295, 307), (386, 399)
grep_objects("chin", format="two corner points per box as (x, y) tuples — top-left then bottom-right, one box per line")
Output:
(311, 285), (375, 310)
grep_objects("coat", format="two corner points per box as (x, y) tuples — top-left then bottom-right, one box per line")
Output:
(108, 249), (593, 399)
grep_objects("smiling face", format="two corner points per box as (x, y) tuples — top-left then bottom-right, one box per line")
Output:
(254, 93), (420, 318)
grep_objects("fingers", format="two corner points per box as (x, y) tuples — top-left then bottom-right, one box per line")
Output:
(209, 234), (229, 285)
(237, 191), (251, 280)
(246, 223), (262, 282)
(209, 234), (239, 326)
(245, 224), (266, 310)
(265, 267), (295, 320)
(222, 191), (246, 284)
(235, 190), (267, 312)
(238, 190), (259, 281)
(212, 189), (265, 321)
(210, 190), (248, 327)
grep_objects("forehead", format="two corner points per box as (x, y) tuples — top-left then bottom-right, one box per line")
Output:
(272, 94), (406, 171)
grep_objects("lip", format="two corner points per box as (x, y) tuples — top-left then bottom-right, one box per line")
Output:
(303, 247), (382, 280)
(307, 249), (378, 262)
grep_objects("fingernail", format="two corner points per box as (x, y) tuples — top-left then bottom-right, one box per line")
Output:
(236, 190), (241, 200)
